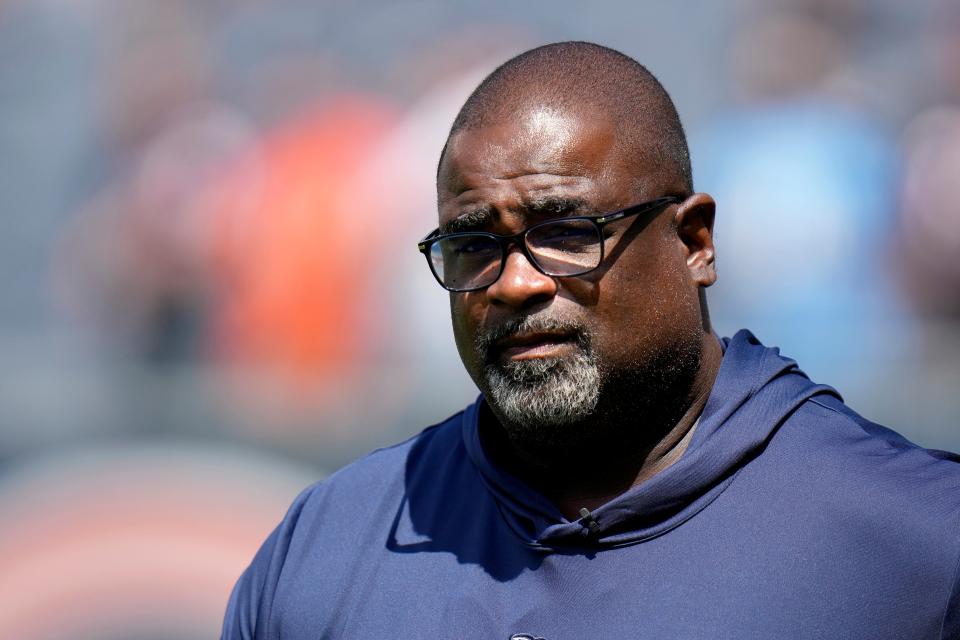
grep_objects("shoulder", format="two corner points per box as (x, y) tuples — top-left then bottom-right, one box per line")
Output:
(276, 406), (470, 544)
(785, 396), (960, 639)
(220, 408), (470, 639)
(791, 393), (960, 486)
(769, 393), (960, 544)
(308, 408), (468, 506)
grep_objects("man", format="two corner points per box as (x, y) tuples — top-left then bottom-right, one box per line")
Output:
(223, 42), (960, 639)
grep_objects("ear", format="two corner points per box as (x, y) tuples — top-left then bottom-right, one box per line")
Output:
(673, 193), (717, 288)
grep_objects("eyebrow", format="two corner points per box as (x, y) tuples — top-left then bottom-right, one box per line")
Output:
(439, 197), (590, 235)
(440, 206), (495, 234)
(522, 196), (590, 219)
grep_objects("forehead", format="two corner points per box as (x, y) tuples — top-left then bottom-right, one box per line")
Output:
(437, 105), (630, 220)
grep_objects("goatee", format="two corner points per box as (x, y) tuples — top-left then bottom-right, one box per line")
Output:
(476, 316), (600, 450)
(474, 314), (704, 458)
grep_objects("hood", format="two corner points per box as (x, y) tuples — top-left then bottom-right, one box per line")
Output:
(461, 329), (841, 550)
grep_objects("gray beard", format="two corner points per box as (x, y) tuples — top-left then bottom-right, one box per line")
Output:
(476, 317), (600, 449)
(474, 314), (704, 457)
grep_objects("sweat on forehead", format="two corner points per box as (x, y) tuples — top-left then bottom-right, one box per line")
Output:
(439, 41), (694, 194)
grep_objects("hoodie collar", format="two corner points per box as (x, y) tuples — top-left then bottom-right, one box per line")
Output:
(462, 330), (841, 550)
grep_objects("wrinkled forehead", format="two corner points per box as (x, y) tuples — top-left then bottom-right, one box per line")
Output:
(437, 105), (623, 209)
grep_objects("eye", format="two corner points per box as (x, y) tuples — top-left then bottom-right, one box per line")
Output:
(440, 235), (499, 259)
(544, 224), (594, 239)
(530, 219), (598, 245)
(454, 237), (492, 253)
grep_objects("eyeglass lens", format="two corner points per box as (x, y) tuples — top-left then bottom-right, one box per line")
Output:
(430, 218), (604, 291)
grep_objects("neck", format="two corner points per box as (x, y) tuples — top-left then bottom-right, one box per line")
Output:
(481, 335), (723, 521)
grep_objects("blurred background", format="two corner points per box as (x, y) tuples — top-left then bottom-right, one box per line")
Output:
(1, 0), (959, 636)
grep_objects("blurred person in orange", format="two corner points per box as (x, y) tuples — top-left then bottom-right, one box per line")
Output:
(205, 97), (397, 399)
(56, 92), (400, 433)
(223, 42), (960, 639)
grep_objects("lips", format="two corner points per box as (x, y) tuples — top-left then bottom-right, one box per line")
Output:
(492, 331), (579, 361)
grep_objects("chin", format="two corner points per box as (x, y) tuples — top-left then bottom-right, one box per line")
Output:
(482, 350), (601, 448)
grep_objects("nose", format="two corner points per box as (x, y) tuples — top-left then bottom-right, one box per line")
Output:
(485, 248), (558, 308)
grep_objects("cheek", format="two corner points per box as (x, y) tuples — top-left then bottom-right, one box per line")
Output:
(449, 295), (470, 343)
(590, 243), (695, 363)
(449, 293), (484, 371)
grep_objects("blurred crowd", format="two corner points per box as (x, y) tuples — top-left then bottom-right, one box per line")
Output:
(1, 0), (958, 637)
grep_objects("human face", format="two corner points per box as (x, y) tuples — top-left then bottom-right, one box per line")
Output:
(437, 104), (711, 441)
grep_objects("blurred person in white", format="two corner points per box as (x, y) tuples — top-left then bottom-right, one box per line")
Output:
(896, 3), (960, 435)
(691, 0), (910, 393)
(900, 106), (960, 315)
(223, 42), (960, 639)
(53, 0), (409, 453)
(53, 0), (239, 366)
(900, 3), (960, 320)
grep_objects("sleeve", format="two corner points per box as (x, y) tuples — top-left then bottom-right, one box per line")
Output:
(221, 526), (281, 640)
(220, 483), (321, 640)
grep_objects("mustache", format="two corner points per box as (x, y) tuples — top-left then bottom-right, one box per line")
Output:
(475, 315), (591, 363)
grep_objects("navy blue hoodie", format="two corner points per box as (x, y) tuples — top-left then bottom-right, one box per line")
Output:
(223, 331), (960, 639)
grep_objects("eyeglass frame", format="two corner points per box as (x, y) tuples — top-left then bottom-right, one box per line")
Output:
(417, 195), (683, 292)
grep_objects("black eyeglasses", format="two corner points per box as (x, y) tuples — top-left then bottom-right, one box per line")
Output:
(417, 196), (682, 292)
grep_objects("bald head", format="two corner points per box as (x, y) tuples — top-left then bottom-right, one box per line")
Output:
(440, 41), (693, 195)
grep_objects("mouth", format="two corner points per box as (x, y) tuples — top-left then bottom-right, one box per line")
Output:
(492, 331), (580, 362)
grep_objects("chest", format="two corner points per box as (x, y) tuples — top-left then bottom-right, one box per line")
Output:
(266, 521), (940, 640)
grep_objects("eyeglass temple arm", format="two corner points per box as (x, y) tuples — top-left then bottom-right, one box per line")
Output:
(417, 229), (441, 253)
(594, 196), (682, 225)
